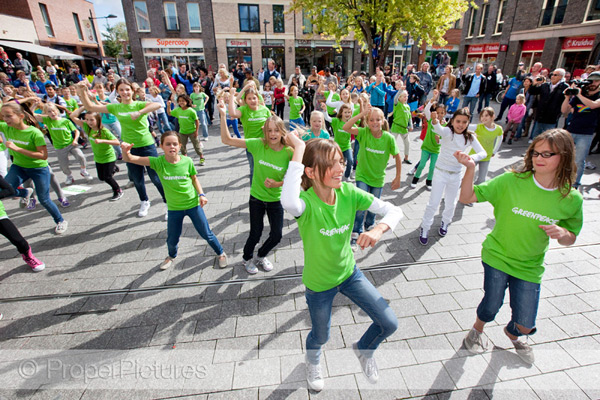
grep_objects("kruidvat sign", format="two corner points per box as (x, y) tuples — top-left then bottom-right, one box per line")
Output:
(562, 36), (595, 50)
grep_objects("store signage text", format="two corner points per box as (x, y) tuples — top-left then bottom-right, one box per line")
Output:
(562, 36), (595, 50)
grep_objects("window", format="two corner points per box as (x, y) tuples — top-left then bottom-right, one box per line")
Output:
(585, 0), (600, 21)
(164, 2), (179, 31)
(134, 1), (150, 31)
(540, 0), (568, 25)
(454, 16), (464, 29)
(467, 7), (478, 38)
(495, 0), (507, 34)
(302, 10), (313, 34)
(239, 4), (260, 32)
(73, 13), (83, 41)
(187, 2), (202, 31)
(39, 3), (54, 37)
(478, 3), (489, 36)
(273, 5), (284, 33)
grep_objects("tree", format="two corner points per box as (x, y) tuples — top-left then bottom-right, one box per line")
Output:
(290, 0), (469, 73)
(102, 22), (129, 74)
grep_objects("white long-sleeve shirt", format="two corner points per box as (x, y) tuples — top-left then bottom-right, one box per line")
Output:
(432, 123), (487, 172)
(281, 161), (403, 229)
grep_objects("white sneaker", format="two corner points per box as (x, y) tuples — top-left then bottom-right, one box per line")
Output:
(410, 182), (417, 189)
(55, 220), (68, 235)
(138, 200), (151, 217)
(256, 257), (273, 272)
(407, 167), (416, 176)
(65, 175), (75, 185)
(217, 253), (228, 268)
(305, 355), (324, 392)
(352, 342), (379, 384)
(243, 258), (258, 274)
(160, 257), (174, 270)
(463, 328), (488, 354)
(164, 210), (168, 221)
(528, 139), (533, 144)
(20, 188), (34, 208)
(80, 169), (93, 182)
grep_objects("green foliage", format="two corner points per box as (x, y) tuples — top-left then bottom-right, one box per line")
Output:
(102, 22), (128, 60)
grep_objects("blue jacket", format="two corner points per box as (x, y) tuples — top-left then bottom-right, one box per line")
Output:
(383, 84), (398, 113)
(367, 82), (386, 107)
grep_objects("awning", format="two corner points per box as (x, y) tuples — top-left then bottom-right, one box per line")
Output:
(0, 40), (84, 60)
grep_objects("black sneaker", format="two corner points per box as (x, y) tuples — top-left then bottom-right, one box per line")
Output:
(419, 228), (428, 245)
(403, 159), (412, 165)
(110, 190), (124, 202)
(507, 138), (513, 145)
(439, 222), (448, 237)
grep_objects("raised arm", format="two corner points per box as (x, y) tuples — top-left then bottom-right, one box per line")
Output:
(75, 82), (108, 113)
(280, 133), (306, 217)
(229, 89), (242, 119)
(120, 142), (150, 166)
(69, 106), (86, 127)
(325, 91), (344, 110)
(343, 100), (369, 136)
(218, 100), (246, 148)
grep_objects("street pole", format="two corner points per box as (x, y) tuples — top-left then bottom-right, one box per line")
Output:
(89, 13), (117, 71)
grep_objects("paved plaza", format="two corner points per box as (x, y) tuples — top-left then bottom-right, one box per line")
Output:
(0, 110), (599, 399)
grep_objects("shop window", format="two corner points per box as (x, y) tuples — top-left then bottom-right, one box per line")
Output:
(467, 7), (478, 38)
(239, 4), (260, 32)
(495, 0), (507, 34)
(585, 0), (600, 21)
(187, 3), (202, 32)
(302, 10), (313, 34)
(540, 0), (568, 26)
(134, 1), (151, 32)
(39, 3), (54, 37)
(164, 2), (179, 31)
(478, 3), (489, 37)
(73, 13), (83, 41)
(273, 5), (284, 33)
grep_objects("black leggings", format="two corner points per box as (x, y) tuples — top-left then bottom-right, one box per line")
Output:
(275, 102), (285, 119)
(0, 218), (29, 254)
(96, 161), (120, 193)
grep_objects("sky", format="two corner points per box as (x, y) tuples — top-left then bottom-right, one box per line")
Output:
(89, 0), (126, 27)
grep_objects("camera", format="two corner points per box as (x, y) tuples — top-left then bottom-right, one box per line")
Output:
(535, 77), (544, 82)
(565, 79), (591, 96)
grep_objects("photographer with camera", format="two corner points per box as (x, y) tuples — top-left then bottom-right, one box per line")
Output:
(561, 71), (600, 188)
(527, 68), (568, 141)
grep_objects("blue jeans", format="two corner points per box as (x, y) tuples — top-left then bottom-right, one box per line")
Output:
(104, 121), (122, 157)
(289, 117), (305, 131)
(156, 112), (172, 134)
(352, 140), (360, 170)
(353, 181), (383, 234)
(572, 133), (594, 187)
(477, 93), (491, 113)
(243, 195), (283, 261)
(476, 262), (540, 337)
(530, 122), (558, 140)
(246, 150), (254, 184)
(497, 97), (516, 121)
(167, 205), (223, 258)
(342, 149), (353, 179)
(305, 266), (398, 364)
(6, 165), (63, 223)
(227, 119), (241, 138)
(197, 110), (209, 139)
(128, 144), (166, 202)
(462, 96), (478, 117)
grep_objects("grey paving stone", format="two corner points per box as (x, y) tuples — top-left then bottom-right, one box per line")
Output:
(311, 374), (360, 399)
(213, 335), (259, 364)
(149, 321), (197, 346)
(529, 341), (579, 373)
(419, 293), (462, 313)
(355, 367), (410, 399)
(483, 378), (540, 400)
(207, 388), (258, 399)
(481, 349), (542, 381)
(258, 294), (296, 314)
(395, 280), (434, 298)
(400, 361), (456, 397)
(107, 325), (156, 349)
(275, 310), (311, 333)
(565, 364), (600, 400)
(232, 357), (281, 389)
(525, 370), (590, 400)
(416, 313), (461, 336)
(389, 297), (428, 318)
(551, 314), (599, 337)
(259, 331), (302, 359)
(179, 361), (234, 395)
(258, 382), (309, 400)
(558, 336), (600, 366)
(218, 298), (258, 318)
(236, 314), (276, 337)
(442, 354), (499, 390)
(450, 289), (485, 309)
(577, 290), (600, 309)
(426, 277), (464, 294)
(408, 334), (456, 364)
(194, 317), (236, 341)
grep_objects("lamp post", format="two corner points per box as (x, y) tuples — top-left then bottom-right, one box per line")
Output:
(89, 12), (117, 71)
(263, 19), (270, 45)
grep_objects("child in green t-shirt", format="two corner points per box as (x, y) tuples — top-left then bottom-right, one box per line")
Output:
(323, 103), (354, 180)
(285, 85), (305, 131)
(121, 132), (227, 270)
(190, 83), (209, 141)
(455, 128), (583, 365)
(390, 90), (413, 165)
(280, 134), (403, 391)
(167, 94), (205, 166)
(470, 107), (503, 185)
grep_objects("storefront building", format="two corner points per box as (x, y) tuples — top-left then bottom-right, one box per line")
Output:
(295, 40), (356, 76)
(141, 38), (206, 71)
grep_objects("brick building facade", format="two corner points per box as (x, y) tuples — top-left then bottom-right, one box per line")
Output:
(460, 0), (600, 76)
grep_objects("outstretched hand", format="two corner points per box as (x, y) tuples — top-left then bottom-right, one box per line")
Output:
(284, 130), (304, 149)
(120, 142), (134, 153)
(453, 150), (476, 169)
(356, 226), (384, 250)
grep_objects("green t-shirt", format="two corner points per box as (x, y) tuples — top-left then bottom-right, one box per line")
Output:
(0, 200), (6, 219)
(324, 91), (340, 116)
(421, 120), (442, 154)
(474, 172), (583, 284)
(190, 92), (207, 111)
(288, 96), (304, 120)
(301, 129), (330, 141)
(355, 127), (399, 188)
(42, 117), (76, 149)
(246, 138), (292, 202)
(298, 183), (374, 292)
(353, 103), (361, 118)
(0, 121), (48, 169)
(106, 101), (154, 148)
(84, 123), (117, 164)
(149, 155), (199, 211)
(64, 98), (79, 113)
(331, 118), (351, 152)
(470, 124), (503, 162)
(239, 105), (271, 139)
(171, 107), (198, 134)
(391, 102), (411, 135)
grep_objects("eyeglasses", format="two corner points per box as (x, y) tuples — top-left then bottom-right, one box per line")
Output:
(550, 73), (560, 77)
(531, 151), (557, 158)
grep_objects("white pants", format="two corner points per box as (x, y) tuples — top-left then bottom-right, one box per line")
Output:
(421, 167), (462, 233)
(0, 149), (9, 177)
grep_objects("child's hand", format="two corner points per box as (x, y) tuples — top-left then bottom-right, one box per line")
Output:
(130, 111), (141, 121)
(433, 89), (439, 99)
(430, 111), (438, 125)
(72, 140), (78, 147)
(94, 139), (102, 144)
(453, 150), (476, 169)
(285, 130), (305, 148)
(539, 224), (569, 241)
(264, 178), (278, 188)
(356, 225), (385, 249)
(199, 195), (208, 207)
(5, 141), (17, 151)
(391, 176), (401, 190)
(217, 100), (226, 115)
(120, 142), (134, 153)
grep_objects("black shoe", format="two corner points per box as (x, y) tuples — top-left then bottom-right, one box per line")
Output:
(403, 159), (412, 165)
(494, 118), (501, 122)
(508, 138), (512, 145)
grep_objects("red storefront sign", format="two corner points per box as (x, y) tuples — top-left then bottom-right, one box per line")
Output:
(467, 43), (499, 54)
(522, 39), (545, 52)
(562, 36), (595, 50)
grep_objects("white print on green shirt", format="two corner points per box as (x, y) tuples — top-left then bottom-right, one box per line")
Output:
(259, 159), (283, 171)
(11, 139), (29, 145)
(320, 224), (351, 237)
(365, 147), (385, 154)
(163, 175), (188, 180)
(511, 207), (559, 225)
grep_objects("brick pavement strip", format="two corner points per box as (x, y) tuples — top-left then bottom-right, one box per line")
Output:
(0, 117), (599, 398)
